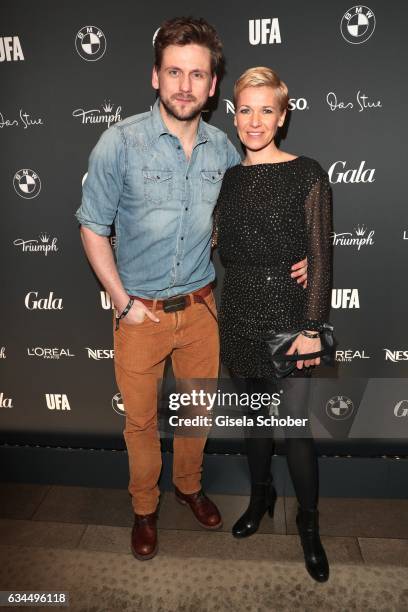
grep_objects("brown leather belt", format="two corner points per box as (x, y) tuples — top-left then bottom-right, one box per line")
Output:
(129, 283), (212, 313)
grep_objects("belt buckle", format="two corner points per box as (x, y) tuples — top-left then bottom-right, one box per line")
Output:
(163, 295), (186, 313)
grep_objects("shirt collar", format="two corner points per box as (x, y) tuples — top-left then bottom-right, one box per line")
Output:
(151, 98), (209, 146)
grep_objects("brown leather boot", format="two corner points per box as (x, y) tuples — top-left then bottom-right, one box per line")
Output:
(175, 487), (222, 529)
(131, 511), (158, 560)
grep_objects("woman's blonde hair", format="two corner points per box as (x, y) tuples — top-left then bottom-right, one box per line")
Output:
(233, 66), (289, 112)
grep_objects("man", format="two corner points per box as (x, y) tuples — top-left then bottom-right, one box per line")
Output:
(76, 17), (307, 561)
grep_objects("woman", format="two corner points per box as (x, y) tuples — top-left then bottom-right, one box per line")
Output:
(215, 67), (332, 582)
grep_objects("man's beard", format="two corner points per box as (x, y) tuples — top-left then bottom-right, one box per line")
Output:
(160, 93), (206, 122)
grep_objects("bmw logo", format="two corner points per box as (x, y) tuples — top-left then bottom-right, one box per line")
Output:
(326, 395), (354, 420)
(13, 169), (41, 199)
(340, 6), (376, 45)
(112, 392), (126, 416)
(75, 25), (107, 61)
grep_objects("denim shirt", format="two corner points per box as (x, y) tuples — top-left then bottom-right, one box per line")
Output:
(75, 98), (241, 298)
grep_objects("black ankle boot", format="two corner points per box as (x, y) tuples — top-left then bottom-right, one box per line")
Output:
(296, 508), (329, 582)
(232, 479), (277, 538)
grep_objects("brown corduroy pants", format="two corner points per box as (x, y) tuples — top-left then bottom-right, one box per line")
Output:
(113, 290), (219, 515)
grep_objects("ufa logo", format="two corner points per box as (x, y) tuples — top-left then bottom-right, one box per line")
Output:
(101, 291), (114, 310)
(0, 36), (24, 61)
(46, 394), (71, 411)
(331, 289), (360, 309)
(340, 6), (376, 44)
(249, 18), (281, 45)
(326, 396), (354, 420)
(75, 26), (106, 61)
(112, 392), (125, 416)
(13, 169), (41, 199)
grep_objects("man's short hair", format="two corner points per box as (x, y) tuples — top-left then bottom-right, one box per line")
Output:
(154, 17), (223, 76)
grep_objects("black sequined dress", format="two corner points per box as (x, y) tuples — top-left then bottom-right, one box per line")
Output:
(216, 156), (332, 378)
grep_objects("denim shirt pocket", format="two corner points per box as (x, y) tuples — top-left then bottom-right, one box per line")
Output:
(201, 170), (224, 205)
(143, 170), (173, 205)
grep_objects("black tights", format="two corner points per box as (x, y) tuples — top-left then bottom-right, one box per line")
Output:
(234, 374), (318, 511)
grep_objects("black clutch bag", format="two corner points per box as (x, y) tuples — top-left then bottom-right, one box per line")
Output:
(263, 323), (336, 378)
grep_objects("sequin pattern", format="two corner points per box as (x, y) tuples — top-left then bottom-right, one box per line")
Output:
(216, 156), (332, 377)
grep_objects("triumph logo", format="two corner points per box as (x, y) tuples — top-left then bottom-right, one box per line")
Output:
(384, 350), (408, 362)
(13, 234), (58, 256)
(0, 347), (6, 359)
(249, 18), (281, 45)
(0, 36), (24, 62)
(13, 169), (41, 199)
(326, 395), (354, 420)
(340, 6), (375, 44)
(101, 291), (114, 310)
(332, 289), (360, 309)
(336, 349), (370, 363)
(328, 161), (375, 184)
(0, 392), (13, 409)
(86, 348), (114, 360)
(0, 109), (44, 129)
(25, 291), (63, 310)
(27, 347), (74, 360)
(394, 400), (408, 417)
(331, 226), (375, 250)
(72, 100), (122, 128)
(75, 26), (107, 61)
(112, 392), (125, 416)
(46, 394), (71, 411)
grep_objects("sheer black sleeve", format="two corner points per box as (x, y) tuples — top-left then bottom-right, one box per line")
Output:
(303, 172), (333, 331)
(212, 168), (230, 249)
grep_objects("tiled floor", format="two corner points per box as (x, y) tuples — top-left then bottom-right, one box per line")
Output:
(0, 482), (407, 565)
(1, 483), (408, 611)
